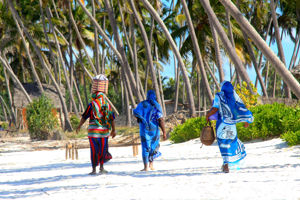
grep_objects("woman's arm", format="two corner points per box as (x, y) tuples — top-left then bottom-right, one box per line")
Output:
(76, 117), (87, 133)
(110, 120), (116, 138)
(206, 107), (218, 122)
(158, 118), (167, 140)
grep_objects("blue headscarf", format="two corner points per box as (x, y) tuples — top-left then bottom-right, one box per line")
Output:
(146, 90), (162, 112)
(133, 90), (163, 130)
(217, 81), (253, 124)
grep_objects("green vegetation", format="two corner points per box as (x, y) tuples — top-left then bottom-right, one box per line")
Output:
(70, 115), (80, 130)
(170, 117), (207, 143)
(1, 122), (8, 130)
(26, 95), (58, 140)
(170, 103), (300, 146)
(280, 130), (300, 146)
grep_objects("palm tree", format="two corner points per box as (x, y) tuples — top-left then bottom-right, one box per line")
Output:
(128, 0), (162, 106)
(7, 0), (73, 131)
(199, 0), (254, 93)
(219, 0), (300, 99)
(141, 0), (196, 117)
(181, 0), (213, 103)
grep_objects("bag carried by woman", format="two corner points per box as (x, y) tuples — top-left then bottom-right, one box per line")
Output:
(200, 121), (215, 146)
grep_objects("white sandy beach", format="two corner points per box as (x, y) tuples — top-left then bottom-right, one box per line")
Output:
(0, 138), (299, 200)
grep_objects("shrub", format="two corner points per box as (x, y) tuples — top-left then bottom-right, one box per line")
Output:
(170, 117), (206, 143)
(237, 103), (300, 141)
(1, 122), (8, 130)
(26, 95), (58, 140)
(281, 130), (300, 146)
(70, 115), (80, 129)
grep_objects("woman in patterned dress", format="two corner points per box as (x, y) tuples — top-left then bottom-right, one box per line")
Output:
(76, 91), (116, 175)
(206, 81), (253, 173)
(133, 90), (167, 171)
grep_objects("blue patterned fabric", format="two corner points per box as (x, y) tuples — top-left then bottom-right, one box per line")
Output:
(212, 81), (253, 165)
(133, 90), (163, 164)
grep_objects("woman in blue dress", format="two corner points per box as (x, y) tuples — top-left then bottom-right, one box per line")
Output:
(206, 81), (254, 173)
(133, 90), (167, 171)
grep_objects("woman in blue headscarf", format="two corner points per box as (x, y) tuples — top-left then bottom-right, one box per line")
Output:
(206, 81), (254, 173)
(133, 90), (167, 171)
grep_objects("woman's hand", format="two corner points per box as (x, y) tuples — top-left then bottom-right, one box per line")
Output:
(110, 130), (116, 138)
(243, 122), (249, 128)
(206, 115), (210, 122)
(162, 132), (167, 140)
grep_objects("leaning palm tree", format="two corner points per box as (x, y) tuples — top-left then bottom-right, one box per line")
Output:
(219, 0), (300, 99)
(199, 0), (254, 93)
(181, 0), (213, 103)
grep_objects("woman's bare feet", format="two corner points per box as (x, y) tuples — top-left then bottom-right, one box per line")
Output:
(149, 162), (155, 170)
(222, 164), (229, 173)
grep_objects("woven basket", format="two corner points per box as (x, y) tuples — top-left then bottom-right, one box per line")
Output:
(92, 80), (108, 94)
(200, 122), (215, 146)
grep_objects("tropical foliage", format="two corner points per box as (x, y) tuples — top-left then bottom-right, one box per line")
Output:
(0, 0), (299, 136)
(26, 95), (58, 140)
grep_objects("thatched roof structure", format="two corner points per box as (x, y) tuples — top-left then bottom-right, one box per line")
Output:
(13, 83), (65, 109)
(291, 64), (300, 79)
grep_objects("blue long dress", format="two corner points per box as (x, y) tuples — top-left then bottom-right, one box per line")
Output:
(133, 90), (163, 165)
(212, 81), (254, 165)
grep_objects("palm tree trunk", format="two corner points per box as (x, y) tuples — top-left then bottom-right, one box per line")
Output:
(7, 1), (73, 131)
(197, 71), (201, 116)
(255, 18), (273, 87)
(13, 2), (44, 93)
(68, 1), (97, 75)
(288, 33), (300, 70)
(103, 0), (143, 102)
(209, 20), (224, 82)
(0, 98), (8, 122)
(42, 6), (59, 83)
(181, 0), (213, 103)
(265, 61), (270, 92)
(174, 36), (183, 113)
(155, 45), (166, 115)
(129, 15), (140, 98)
(200, 0), (253, 92)
(141, 0), (196, 117)
(3, 68), (16, 124)
(0, 55), (32, 103)
(47, 8), (79, 117)
(0, 95), (10, 123)
(54, 27), (94, 80)
(219, 0), (300, 99)
(123, 76), (131, 127)
(270, 0), (290, 98)
(203, 60), (220, 91)
(92, 0), (100, 74)
(76, 0), (123, 67)
(272, 72), (277, 98)
(83, 70), (89, 107)
(129, 0), (161, 106)
(144, 18), (155, 93)
(241, 32), (268, 97)
(51, 0), (59, 18)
